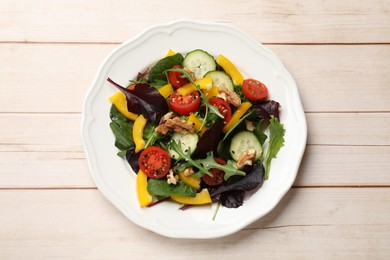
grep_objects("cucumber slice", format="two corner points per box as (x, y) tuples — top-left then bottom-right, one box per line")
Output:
(168, 132), (199, 160)
(229, 131), (262, 161)
(205, 71), (234, 91)
(183, 49), (216, 80)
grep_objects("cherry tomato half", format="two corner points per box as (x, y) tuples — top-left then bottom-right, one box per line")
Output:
(202, 158), (226, 186)
(168, 91), (201, 116)
(242, 79), (268, 101)
(139, 146), (171, 179)
(209, 98), (232, 124)
(168, 65), (190, 88)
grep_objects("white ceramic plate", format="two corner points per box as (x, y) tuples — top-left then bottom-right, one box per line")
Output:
(81, 20), (307, 239)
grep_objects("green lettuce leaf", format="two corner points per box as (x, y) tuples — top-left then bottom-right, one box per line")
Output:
(264, 116), (285, 180)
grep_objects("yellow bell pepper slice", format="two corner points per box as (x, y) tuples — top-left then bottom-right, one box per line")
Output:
(178, 171), (201, 190)
(177, 77), (213, 96)
(202, 86), (219, 100)
(133, 114), (147, 153)
(216, 54), (244, 86)
(136, 170), (153, 207)
(186, 114), (207, 136)
(171, 189), (212, 205)
(165, 49), (176, 57)
(223, 102), (252, 133)
(109, 92), (139, 121)
(158, 83), (174, 98)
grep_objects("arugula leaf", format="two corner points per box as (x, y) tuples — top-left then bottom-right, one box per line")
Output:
(147, 179), (196, 197)
(142, 122), (164, 148)
(171, 140), (246, 179)
(264, 117), (285, 179)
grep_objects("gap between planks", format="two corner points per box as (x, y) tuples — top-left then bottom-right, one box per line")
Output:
(1, 41), (390, 45)
(1, 186), (389, 191)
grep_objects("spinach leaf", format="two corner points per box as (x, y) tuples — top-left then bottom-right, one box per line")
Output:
(264, 117), (285, 179)
(109, 121), (134, 150)
(107, 78), (169, 123)
(148, 53), (184, 83)
(109, 105), (134, 151)
(147, 179), (196, 197)
(110, 103), (129, 123)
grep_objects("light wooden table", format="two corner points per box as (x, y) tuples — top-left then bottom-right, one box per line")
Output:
(1, 0), (389, 259)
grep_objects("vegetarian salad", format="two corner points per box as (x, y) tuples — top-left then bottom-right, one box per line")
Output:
(107, 49), (285, 214)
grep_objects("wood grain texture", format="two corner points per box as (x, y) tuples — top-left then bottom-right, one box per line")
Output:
(0, 0), (389, 43)
(1, 43), (389, 113)
(0, 188), (389, 259)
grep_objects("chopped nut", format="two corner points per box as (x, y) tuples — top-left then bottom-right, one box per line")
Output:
(155, 112), (195, 135)
(236, 149), (257, 168)
(245, 120), (256, 131)
(183, 167), (195, 177)
(217, 87), (241, 107)
(167, 170), (179, 185)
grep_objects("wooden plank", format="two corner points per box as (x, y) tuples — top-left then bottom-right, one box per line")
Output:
(0, 44), (112, 113)
(0, 151), (95, 188)
(0, 114), (81, 152)
(1, 43), (389, 113)
(306, 112), (390, 146)
(1, 145), (389, 189)
(0, 188), (389, 258)
(0, 0), (389, 43)
(295, 145), (390, 186)
(268, 44), (390, 113)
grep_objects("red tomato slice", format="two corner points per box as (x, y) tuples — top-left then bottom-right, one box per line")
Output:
(209, 98), (232, 124)
(138, 146), (171, 179)
(202, 158), (226, 186)
(168, 91), (201, 116)
(168, 65), (190, 88)
(242, 79), (268, 101)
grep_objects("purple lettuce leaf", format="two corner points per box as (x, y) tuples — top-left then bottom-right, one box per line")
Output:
(107, 77), (169, 123)
(219, 190), (245, 208)
(253, 100), (280, 126)
(193, 118), (224, 158)
(210, 163), (264, 198)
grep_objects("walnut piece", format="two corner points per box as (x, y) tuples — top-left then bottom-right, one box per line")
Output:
(167, 170), (179, 185)
(183, 167), (195, 177)
(236, 148), (257, 168)
(155, 112), (195, 135)
(216, 87), (242, 107)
